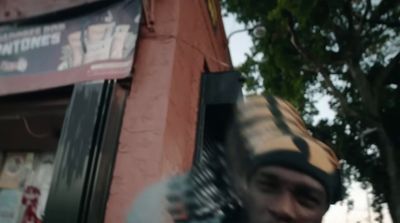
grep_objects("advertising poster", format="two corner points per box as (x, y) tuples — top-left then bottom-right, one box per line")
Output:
(0, 0), (141, 96)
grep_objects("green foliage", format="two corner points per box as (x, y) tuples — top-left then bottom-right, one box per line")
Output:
(223, 0), (400, 221)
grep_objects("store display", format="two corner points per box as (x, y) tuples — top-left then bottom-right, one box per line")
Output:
(0, 153), (34, 189)
(0, 152), (55, 223)
(0, 152), (4, 168)
(0, 189), (23, 223)
(22, 153), (55, 221)
(21, 186), (41, 223)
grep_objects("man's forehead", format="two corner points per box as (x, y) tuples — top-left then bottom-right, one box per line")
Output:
(254, 166), (325, 192)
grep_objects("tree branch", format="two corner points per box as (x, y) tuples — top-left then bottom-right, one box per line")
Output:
(375, 51), (400, 91)
(348, 61), (379, 119)
(360, 0), (372, 30)
(343, 1), (355, 32)
(366, 18), (400, 28)
(369, 0), (398, 22)
(319, 69), (361, 118)
(343, 1), (365, 62)
(284, 10), (313, 62)
(284, 11), (362, 119)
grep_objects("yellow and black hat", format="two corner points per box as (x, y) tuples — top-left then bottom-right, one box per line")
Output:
(227, 95), (342, 204)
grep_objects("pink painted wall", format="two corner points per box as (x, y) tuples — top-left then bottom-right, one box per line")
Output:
(105, 0), (231, 222)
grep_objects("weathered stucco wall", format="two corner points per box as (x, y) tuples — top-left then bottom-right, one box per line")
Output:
(105, 0), (231, 222)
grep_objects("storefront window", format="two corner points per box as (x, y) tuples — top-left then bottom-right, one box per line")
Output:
(0, 86), (73, 223)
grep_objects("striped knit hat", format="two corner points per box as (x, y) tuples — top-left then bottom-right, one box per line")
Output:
(226, 95), (342, 204)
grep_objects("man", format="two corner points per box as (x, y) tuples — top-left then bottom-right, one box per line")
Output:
(127, 95), (342, 223)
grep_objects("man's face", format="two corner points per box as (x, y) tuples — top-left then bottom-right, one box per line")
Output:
(243, 166), (328, 223)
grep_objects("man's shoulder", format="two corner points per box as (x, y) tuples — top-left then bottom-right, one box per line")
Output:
(126, 175), (222, 223)
(126, 176), (175, 223)
(126, 174), (239, 223)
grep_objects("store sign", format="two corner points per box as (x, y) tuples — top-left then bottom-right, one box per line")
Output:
(0, 0), (141, 96)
